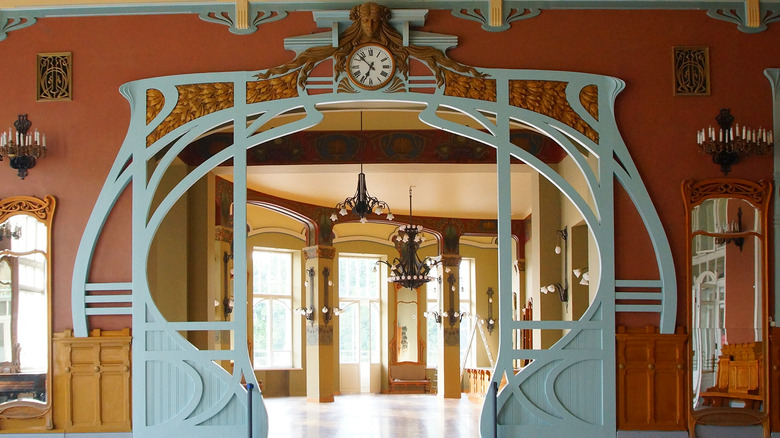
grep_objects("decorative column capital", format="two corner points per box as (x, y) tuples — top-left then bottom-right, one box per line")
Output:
(440, 253), (462, 268)
(303, 245), (336, 260)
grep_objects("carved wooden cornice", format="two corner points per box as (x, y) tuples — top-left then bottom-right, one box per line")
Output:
(683, 178), (772, 207)
(0, 195), (55, 224)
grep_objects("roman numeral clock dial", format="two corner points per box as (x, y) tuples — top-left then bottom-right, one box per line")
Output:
(347, 43), (396, 90)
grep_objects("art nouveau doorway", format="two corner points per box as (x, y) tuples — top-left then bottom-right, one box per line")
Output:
(70, 5), (677, 438)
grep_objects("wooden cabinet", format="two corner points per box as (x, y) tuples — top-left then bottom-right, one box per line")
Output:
(53, 329), (131, 432)
(616, 326), (687, 431)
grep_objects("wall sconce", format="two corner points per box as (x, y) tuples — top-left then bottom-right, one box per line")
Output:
(295, 267), (316, 324)
(0, 223), (22, 241)
(696, 108), (773, 175)
(714, 206), (744, 251)
(541, 283), (568, 302)
(573, 268), (590, 286)
(320, 267), (341, 325)
(543, 226), (569, 302)
(423, 273), (466, 327)
(554, 227), (567, 254)
(483, 287), (495, 335)
(223, 296), (234, 318)
(0, 115), (48, 180)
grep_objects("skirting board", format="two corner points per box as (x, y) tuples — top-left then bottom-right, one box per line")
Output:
(619, 428), (774, 438)
(0, 434), (132, 437)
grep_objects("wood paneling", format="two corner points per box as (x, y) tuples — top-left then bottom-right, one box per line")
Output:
(53, 328), (131, 432)
(770, 328), (780, 430)
(616, 326), (687, 430)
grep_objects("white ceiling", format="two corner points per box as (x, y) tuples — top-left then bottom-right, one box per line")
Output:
(215, 163), (536, 220)
(210, 107), (541, 220)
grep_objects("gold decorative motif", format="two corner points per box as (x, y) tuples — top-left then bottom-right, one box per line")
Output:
(255, 2), (486, 90)
(146, 83), (234, 146)
(0, 195), (55, 223)
(673, 47), (710, 96)
(146, 89), (165, 124)
(440, 253), (462, 267)
(684, 178), (771, 207)
(37, 52), (72, 101)
(509, 80), (598, 143)
(246, 71), (299, 104)
(302, 245), (336, 260)
(215, 226), (233, 243)
(579, 84), (599, 121)
(443, 70), (497, 101)
(385, 77), (406, 93)
(337, 77), (358, 93)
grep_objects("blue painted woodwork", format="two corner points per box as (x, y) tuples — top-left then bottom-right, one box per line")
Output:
(66, 14), (678, 438)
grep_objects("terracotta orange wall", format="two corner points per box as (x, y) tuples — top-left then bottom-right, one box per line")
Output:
(0, 9), (776, 331)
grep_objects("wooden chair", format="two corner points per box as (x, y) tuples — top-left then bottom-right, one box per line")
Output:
(700, 342), (763, 409)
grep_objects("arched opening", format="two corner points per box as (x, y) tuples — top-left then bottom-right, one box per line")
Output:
(141, 101), (602, 434)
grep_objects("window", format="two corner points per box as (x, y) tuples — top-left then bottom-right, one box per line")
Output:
(459, 257), (475, 369)
(426, 265), (441, 368)
(338, 255), (381, 365)
(252, 248), (293, 369)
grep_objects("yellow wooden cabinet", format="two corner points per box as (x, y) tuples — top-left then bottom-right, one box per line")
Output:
(53, 329), (131, 432)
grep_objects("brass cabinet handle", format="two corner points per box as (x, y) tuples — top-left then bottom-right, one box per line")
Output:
(64, 367), (71, 373)
(773, 365), (778, 371)
(677, 364), (684, 370)
(618, 363), (625, 369)
(94, 366), (100, 372)
(123, 366), (129, 372)
(648, 364), (655, 370)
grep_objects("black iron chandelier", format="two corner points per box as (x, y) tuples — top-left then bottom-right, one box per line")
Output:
(379, 187), (439, 290)
(330, 162), (394, 223)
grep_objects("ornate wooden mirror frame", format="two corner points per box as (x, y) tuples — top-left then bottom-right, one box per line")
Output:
(0, 195), (55, 426)
(682, 179), (771, 436)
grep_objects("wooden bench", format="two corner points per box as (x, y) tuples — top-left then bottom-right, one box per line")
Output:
(700, 342), (762, 409)
(388, 361), (430, 394)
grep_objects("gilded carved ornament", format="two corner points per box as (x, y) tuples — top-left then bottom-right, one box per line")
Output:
(246, 71), (299, 104)
(684, 178), (771, 207)
(509, 80), (599, 143)
(303, 245), (336, 260)
(254, 2), (487, 91)
(146, 83), (234, 146)
(443, 70), (497, 102)
(0, 195), (55, 223)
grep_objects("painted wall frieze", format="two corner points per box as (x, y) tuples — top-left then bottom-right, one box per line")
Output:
(3, 1), (780, 41)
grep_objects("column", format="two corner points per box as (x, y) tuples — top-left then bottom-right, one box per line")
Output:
(439, 253), (461, 399)
(303, 245), (336, 403)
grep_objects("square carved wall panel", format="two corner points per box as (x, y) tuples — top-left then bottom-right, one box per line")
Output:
(673, 46), (710, 96)
(37, 52), (72, 101)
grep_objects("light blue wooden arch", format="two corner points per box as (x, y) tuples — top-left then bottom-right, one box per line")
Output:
(69, 37), (677, 438)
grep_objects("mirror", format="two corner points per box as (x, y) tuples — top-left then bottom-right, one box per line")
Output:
(396, 287), (419, 363)
(0, 196), (55, 420)
(684, 179), (770, 429)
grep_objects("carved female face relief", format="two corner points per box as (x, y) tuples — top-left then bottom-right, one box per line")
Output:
(358, 3), (382, 40)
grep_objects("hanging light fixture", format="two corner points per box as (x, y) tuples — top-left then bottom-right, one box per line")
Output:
(330, 162), (394, 224)
(379, 186), (439, 290)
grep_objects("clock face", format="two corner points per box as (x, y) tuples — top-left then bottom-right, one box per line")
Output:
(347, 44), (395, 90)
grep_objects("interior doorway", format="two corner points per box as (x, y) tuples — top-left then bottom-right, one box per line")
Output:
(338, 254), (382, 394)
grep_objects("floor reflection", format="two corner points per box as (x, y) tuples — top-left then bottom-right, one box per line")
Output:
(265, 393), (482, 437)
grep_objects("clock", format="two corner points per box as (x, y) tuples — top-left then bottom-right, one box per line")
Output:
(347, 43), (396, 90)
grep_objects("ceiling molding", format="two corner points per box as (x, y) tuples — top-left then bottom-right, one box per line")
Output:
(1, 0), (779, 41)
